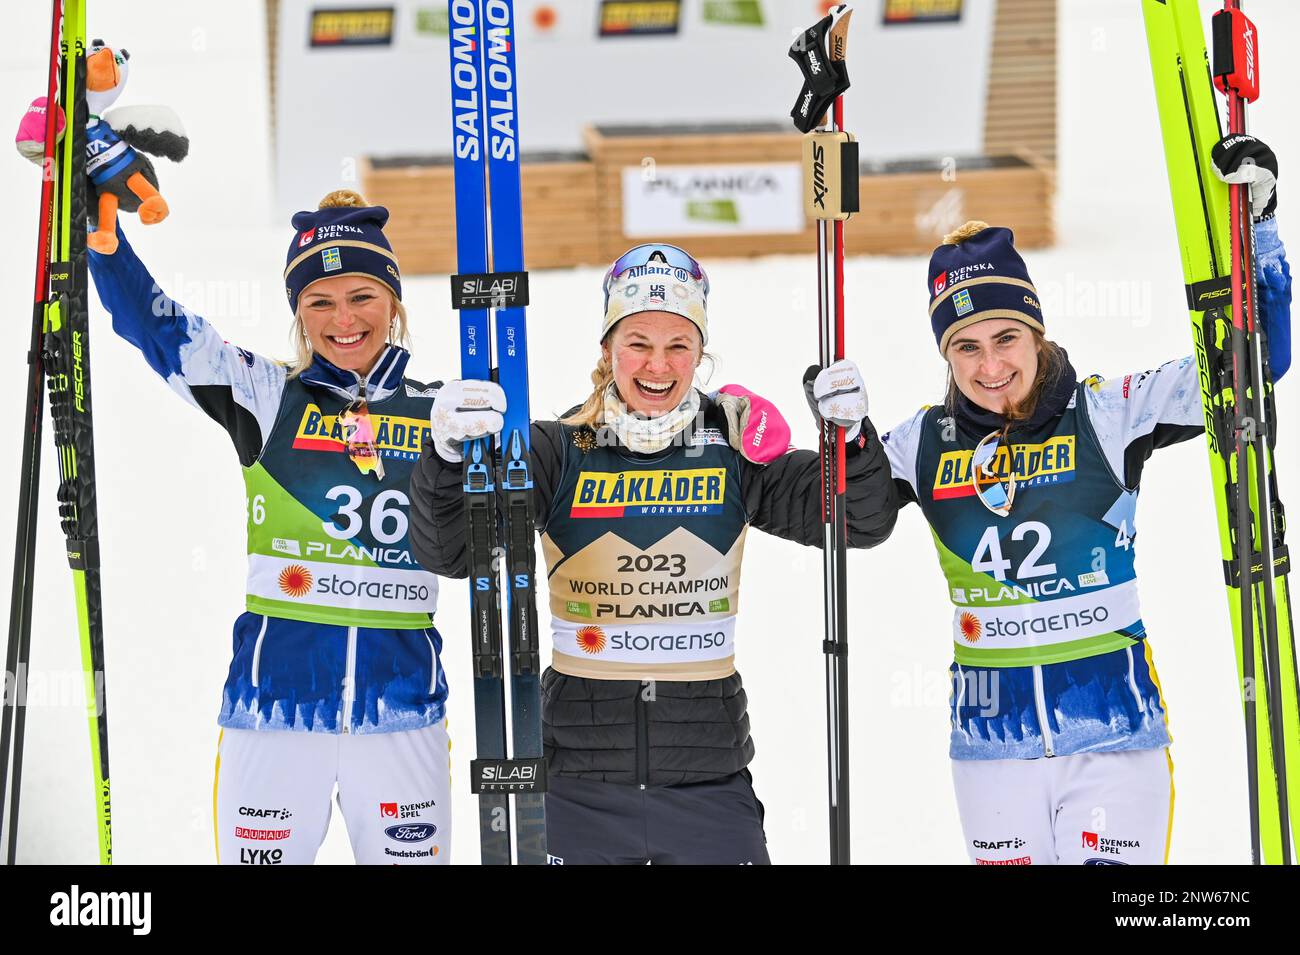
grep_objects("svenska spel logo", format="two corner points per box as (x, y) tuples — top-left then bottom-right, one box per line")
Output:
(278, 565), (313, 598)
(933, 272), (947, 295)
(379, 802), (399, 818)
(299, 228), (315, 247)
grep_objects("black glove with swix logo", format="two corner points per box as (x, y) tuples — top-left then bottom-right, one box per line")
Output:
(1212, 133), (1278, 220)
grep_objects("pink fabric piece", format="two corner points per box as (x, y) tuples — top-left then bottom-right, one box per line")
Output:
(718, 384), (792, 464)
(15, 97), (64, 159)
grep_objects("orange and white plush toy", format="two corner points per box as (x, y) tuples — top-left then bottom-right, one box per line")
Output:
(15, 39), (188, 254)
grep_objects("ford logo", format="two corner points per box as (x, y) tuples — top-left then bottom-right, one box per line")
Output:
(385, 823), (436, 843)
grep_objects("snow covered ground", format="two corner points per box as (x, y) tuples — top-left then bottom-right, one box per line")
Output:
(1, 0), (1297, 864)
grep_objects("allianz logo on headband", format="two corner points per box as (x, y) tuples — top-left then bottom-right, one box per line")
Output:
(619, 263), (696, 284)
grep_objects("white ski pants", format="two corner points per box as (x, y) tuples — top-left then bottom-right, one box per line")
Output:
(214, 722), (451, 865)
(951, 747), (1173, 865)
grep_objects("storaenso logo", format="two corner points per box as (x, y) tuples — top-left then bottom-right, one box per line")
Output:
(982, 605), (1110, 639)
(314, 576), (431, 602)
(49, 885), (151, 935)
(449, 0), (481, 162)
(385, 823), (436, 843)
(484, 0), (517, 163)
(608, 629), (727, 653)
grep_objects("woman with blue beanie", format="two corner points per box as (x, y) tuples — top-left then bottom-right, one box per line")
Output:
(87, 190), (451, 864)
(877, 142), (1291, 864)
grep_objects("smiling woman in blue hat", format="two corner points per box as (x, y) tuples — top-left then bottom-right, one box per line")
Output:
(87, 189), (453, 865)
(877, 191), (1291, 862)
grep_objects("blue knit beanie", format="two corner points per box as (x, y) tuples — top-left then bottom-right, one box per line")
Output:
(284, 190), (401, 314)
(927, 221), (1043, 354)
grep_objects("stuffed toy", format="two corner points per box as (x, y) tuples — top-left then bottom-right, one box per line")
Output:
(15, 39), (188, 254)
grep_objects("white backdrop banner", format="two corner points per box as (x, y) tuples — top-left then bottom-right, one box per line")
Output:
(274, 0), (996, 219)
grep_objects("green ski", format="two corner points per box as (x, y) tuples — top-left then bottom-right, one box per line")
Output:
(1142, 0), (1299, 864)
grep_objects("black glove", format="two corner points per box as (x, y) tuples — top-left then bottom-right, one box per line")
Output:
(1212, 133), (1278, 220)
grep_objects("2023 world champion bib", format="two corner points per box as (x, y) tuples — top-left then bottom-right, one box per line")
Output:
(542, 415), (748, 681)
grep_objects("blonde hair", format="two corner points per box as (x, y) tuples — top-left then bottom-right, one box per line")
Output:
(942, 219), (991, 245)
(285, 189), (410, 378)
(945, 328), (1067, 434)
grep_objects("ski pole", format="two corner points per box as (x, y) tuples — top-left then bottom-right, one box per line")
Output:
(788, 3), (858, 865)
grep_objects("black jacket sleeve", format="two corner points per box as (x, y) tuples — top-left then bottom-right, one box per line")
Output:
(409, 420), (568, 577)
(740, 416), (900, 548)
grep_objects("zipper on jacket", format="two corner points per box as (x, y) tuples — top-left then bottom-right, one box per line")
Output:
(250, 615), (269, 688)
(1032, 664), (1055, 756)
(341, 625), (359, 734)
(635, 683), (649, 789)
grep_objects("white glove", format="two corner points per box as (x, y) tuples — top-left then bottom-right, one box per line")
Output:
(429, 379), (506, 463)
(806, 359), (867, 442)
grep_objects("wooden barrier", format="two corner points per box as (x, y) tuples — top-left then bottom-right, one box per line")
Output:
(360, 153), (602, 274)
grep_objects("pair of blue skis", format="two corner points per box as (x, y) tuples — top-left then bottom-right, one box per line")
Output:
(446, 0), (546, 865)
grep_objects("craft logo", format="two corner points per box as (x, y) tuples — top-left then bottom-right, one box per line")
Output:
(959, 612), (980, 643)
(292, 405), (431, 459)
(321, 247), (342, 272)
(278, 565), (313, 598)
(953, 288), (974, 316)
(972, 837), (1026, 850)
(598, 0), (681, 37)
(299, 228), (315, 247)
(576, 625), (607, 654)
(309, 7), (396, 48)
(933, 272), (947, 295)
(883, 0), (963, 26)
(239, 806), (292, 820)
(570, 468), (726, 518)
(234, 826), (291, 841)
(932, 436), (1076, 500)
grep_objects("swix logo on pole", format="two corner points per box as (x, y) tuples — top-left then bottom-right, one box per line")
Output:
(449, 0), (481, 161)
(811, 141), (827, 209)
